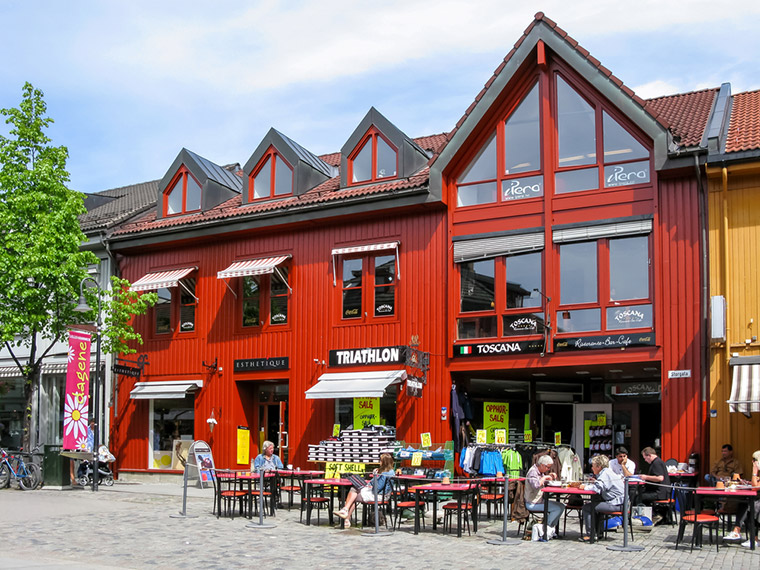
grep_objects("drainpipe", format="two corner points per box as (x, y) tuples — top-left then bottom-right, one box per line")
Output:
(694, 155), (709, 461)
(721, 167), (731, 462)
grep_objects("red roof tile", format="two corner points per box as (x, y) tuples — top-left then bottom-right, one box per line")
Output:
(725, 89), (760, 153)
(645, 88), (718, 148)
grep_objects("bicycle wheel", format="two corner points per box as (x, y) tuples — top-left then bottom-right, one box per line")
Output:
(19, 463), (40, 490)
(0, 463), (10, 488)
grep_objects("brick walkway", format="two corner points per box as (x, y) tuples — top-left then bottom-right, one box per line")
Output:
(1, 483), (758, 569)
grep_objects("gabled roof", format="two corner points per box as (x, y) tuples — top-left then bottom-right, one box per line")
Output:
(726, 89), (760, 153)
(430, 11), (676, 188)
(274, 129), (336, 179)
(80, 179), (160, 232)
(111, 134), (447, 241)
(181, 148), (242, 192)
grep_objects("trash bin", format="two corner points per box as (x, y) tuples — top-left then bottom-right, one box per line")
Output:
(43, 445), (70, 487)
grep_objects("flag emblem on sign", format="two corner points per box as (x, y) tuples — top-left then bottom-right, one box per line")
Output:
(460, 346), (472, 355)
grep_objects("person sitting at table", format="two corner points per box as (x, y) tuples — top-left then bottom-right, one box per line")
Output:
(722, 449), (760, 546)
(525, 455), (565, 538)
(334, 453), (395, 528)
(578, 454), (625, 542)
(706, 443), (743, 486)
(610, 447), (636, 477)
(637, 447), (671, 507)
(252, 440), (284, 472)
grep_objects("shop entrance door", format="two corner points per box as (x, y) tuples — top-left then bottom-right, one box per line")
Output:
(573, 403), (613, 468)
(278, 400), (289, 466)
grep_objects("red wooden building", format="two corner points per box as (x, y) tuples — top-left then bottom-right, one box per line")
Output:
(107, 14), (714, 478)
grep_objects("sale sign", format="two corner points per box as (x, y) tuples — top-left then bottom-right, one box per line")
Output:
(483, 401), (509, 444)
(353, 397), (379, 428)
(63, 330), (92, 450)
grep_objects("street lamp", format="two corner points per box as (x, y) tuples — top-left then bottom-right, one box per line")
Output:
(74, 276), (102, 492)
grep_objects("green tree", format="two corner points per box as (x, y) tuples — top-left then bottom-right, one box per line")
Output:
(0, 83), (155, 449)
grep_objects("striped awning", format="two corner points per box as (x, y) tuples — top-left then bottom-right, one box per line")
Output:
(217, 255), (291, 279)
(728, 364), (760, 417)
(331, 241), (399, 256)
(130, 267), (196, 292)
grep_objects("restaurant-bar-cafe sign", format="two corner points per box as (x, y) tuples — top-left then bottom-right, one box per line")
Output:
(554, 333), (655, 352)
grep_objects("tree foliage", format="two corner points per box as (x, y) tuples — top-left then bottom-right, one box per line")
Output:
(0, 83), (155, 447)
(100, 277), (158, 356)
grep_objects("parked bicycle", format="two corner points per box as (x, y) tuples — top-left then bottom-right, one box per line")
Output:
(0, 447), (41, 490)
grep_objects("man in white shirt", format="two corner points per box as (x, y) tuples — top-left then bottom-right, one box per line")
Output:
(609, 447), (636, 476)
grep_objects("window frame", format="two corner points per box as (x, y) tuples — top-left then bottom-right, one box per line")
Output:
(248, 146), (294, 201)
(237, 266), (291, 332)
(151, 279), (198, 339)
(338, 254), (398, 323)
(456, 251), (545, 340)
(347, 128), (399, 186)
(556, 235), (653, 335)
(163, 167), (202, 217)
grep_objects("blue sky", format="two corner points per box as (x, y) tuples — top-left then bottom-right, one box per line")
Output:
(1, 1), (758, 195)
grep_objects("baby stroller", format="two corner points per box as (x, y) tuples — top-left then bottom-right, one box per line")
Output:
(77, 445), (116, 486)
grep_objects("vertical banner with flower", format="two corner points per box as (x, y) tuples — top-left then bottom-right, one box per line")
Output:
(63, 330), (92, 450)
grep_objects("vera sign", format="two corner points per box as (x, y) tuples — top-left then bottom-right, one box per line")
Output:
(63, 330), (92, 450)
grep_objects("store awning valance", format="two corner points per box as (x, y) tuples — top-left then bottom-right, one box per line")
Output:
(305, 370), (407, 400)
(727, 364), (760, 417)
(217, 255), (291, 279)
(130, 267), (196, 292)
(331, 241), (400, 286)
(453, 231), (544, 263)
(130, 380), (203, 400)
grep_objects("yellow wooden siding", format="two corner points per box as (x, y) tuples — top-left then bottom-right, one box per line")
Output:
(707, 170), (760, 470)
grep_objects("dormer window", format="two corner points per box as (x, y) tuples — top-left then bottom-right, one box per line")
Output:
(164, 167), (201, 216)
(349, 129), (398, 184)
(250, 147), (293, 200)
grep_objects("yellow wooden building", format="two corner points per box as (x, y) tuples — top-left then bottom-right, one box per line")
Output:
(706, 84), (760, 475)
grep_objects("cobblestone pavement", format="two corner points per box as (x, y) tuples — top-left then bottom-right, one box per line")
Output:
(1, 483), (758, 569)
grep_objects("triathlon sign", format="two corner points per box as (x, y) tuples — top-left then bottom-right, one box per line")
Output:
(329, 346), (406, 367)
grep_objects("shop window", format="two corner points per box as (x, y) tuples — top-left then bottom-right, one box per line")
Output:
(240, 268), (290, 328)
(458, 252), (545, 339)
(251, 148), (293, 200)
(349, 129), (398, 184)
(341, 254), (396, 321)
(164, 167), (201, 216)
(150, 398), (194, 470)
(557, 235), (651, 333)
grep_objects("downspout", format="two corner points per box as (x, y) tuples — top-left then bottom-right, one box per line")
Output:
(721, 167), (731, 459)
(694, 154), (709, 461)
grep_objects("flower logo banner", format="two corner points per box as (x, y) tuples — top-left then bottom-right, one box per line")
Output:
(63, 330), (92, 450)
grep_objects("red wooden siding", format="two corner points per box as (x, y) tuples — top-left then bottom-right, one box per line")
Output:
(112, 207), (448, 470)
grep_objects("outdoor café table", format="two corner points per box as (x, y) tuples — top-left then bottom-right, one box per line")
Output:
(303, 478), (353, 528)
(236, 471), (277, 518)
(276, 469), (325, 509)
(694, 486), (759, 550)
(411, 482), (476, 537)
(541, 486), (598, 542)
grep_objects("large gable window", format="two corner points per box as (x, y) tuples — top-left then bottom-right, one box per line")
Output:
(250, 147), (293, 200)
(349, 128), (398, 184)
(164, 167), (201, 216)
(455, 71), (652, 207)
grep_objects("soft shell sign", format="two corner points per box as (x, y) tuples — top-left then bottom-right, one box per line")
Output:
(63, 330), (92, 450)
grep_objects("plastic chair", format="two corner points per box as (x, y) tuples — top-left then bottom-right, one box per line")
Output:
(675, 489), (720, 552)
(300, 482), (330, 525)
(599, 507), (634, 541)
(478, 479), (505, 520)
(217, 471), (247, 519)
(562, 502), (583, 536)
(391, 478), (426, 531)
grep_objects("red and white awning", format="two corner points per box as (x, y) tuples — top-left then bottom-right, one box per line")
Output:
(130, 267), (196, 291)
(217, 255), (291, 279)
(331, 241), (400, 285)
(331, 241), (399, 256)
(728, 364), (760, 417)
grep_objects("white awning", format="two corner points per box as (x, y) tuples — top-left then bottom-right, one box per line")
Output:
(553, 218), (652, 244)
(728, 364), (760, 416)
(217, 255), (291, 279)
(331, 241), (400, 285)
(305, 370), (407, 400)
(331, 242), (399, 256)
(453, 231), (544, 263)
(130, 267), (196, 291)
(130, 380), (203, 400)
